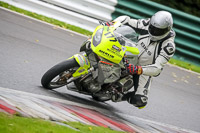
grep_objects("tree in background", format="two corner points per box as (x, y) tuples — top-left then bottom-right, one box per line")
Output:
(151, 0), (200, 17)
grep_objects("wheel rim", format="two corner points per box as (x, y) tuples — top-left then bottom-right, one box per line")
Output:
(48, 71), (73, 88)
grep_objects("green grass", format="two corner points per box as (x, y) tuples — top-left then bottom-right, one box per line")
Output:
(0, 112), (124, 133)
(0, 1), (199, 73)
(66, 122), (124, 133)
(169, 58), (200, 73)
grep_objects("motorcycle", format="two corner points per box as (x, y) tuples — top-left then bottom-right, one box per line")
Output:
(41, 21), (139, 101)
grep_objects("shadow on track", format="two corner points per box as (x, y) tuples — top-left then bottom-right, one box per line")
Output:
(39, 86), (126, 121)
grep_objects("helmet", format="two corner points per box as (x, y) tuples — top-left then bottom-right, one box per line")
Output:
(148, 11), (173, 41)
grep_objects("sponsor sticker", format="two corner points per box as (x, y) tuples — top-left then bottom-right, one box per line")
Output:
(112, 45), (121, 52)
(99, 50), (114, 58)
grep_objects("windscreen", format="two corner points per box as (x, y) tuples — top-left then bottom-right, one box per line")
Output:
(114, 25), (138, 46)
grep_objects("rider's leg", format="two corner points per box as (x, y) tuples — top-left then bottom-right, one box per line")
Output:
(123, 75), (152, 108)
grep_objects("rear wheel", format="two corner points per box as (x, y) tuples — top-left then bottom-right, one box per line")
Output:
(41, 58), (79, 89)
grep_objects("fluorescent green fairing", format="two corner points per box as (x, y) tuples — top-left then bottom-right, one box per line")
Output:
(69, 21), (140, 77)
(91, 22), (139, 64)
(68, 54), (90, 77)
(125, 46), (139, 55)
(72, 67), (88, 77)
(91, 23), (126, 64)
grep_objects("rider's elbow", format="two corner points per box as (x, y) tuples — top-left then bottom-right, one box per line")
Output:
(152, 68), (162, 77)
(142, 67), (162, 77)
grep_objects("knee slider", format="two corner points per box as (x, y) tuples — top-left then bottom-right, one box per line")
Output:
(129, 94), (148, 107)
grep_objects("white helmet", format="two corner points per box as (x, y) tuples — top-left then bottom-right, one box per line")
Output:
(148, 11), (173, 41)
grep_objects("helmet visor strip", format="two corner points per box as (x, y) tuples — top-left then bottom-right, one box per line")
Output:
(148, 24), (170, 36)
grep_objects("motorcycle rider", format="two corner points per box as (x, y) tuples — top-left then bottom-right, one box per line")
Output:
(110, 11), (176, 108)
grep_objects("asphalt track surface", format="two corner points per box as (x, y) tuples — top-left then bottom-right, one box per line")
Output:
(0, 8), (200, 132)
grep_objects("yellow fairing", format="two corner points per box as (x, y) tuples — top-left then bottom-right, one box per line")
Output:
(72, 67), (88, 77)
(91, 23), (126, 64)
(125, 46), (139, 55)
(69, 54), (90, 77)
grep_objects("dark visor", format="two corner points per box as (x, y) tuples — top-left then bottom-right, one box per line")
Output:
(148, 24), (170, 36)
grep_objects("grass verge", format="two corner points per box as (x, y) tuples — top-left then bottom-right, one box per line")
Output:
(0, 112), (124, 133)
(0, 1), (199, 73)
(169, 58), (200, 73)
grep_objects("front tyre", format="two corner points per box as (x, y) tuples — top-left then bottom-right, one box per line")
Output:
(41, 58), (79, 89)
(92, 95), (111, 102)
(92, 93), (111, 102)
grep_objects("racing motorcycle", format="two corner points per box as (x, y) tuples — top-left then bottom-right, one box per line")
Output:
(41, 21), (139, 101)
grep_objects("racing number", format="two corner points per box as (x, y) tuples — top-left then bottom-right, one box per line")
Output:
(104, 32), (117, 42)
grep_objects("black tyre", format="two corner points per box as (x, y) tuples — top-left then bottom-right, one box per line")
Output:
(41, 58), (79, 89)
(92, 94), (111, 102)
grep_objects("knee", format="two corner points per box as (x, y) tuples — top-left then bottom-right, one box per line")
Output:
(128, 94), (148, 108)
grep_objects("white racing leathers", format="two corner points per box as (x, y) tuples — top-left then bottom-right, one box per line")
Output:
(115, 16), (176, 107)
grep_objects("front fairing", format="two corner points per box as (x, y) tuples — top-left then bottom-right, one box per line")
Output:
(91, 25), (125, 64)
(91, 22), (139, 64)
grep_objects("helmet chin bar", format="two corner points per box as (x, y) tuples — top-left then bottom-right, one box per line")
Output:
(149, 31), (169, 41)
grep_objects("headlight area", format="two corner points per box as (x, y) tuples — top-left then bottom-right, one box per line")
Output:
(92, 28), (103, 47)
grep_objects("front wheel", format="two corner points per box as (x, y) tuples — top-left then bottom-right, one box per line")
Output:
(92, 93), (111, 102)
(41, 58), (79, 89)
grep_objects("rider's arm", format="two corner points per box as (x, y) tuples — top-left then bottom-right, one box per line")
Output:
(114, 16), (150, 33)
(142, 38), (176, 77)
(114, 16), (138, 27)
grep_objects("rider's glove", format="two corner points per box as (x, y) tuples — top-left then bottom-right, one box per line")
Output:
(126, 64), (143, 75)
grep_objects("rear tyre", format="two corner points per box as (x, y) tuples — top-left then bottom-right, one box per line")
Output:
(41, 58), (79, 89)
